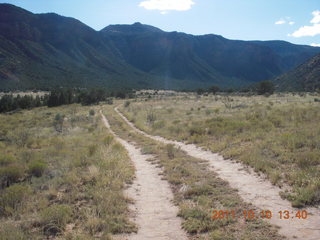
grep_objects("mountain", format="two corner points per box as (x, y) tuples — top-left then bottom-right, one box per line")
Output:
(274, 52), (320, 91)
(0, 4), (156, 90)
(1, 4), (320, 91)
(102, 23), (320, 89)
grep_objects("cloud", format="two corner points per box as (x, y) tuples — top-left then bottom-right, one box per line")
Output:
(290, 10), (320, 37)
(311, 10), (320, 24)
(275, 17), (294, 25)
(275, 19), (286, 25)
(139, 0), (195, 12)
(290, 24), (320, 37)
(311, 43), (320, 47)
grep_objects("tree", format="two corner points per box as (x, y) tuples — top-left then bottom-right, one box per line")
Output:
(209, 85), (220, 94)
(257, 81), (275, 95)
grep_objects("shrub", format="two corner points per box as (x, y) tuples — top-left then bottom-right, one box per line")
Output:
(146, 111), (156, 124)
(152, 120), (166, 130)
(103, 135), (114, 146)
(106, 98), (113, 105)
(0, 154), (15, 166)
(40, 204), (72, 235)
(0, 185), (31, 216)
(0, 165), (24, 187)
(89, 109), (95, 116)
(257, 81), (275, 95)
(166, 144), (175, 159)
(124, 101), (130, 108)
(28, 160), (47, 177)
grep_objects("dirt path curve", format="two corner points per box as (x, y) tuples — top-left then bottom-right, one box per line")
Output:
(115, 107), (320, 240)
(100, 111), (187, 240)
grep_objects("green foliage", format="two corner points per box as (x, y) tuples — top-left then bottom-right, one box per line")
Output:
(208, 85), (220, 94)
(124, 101), (130, 108)
(166, 144), (175, 159)
(0, 154), (15, 166)
(40, 204), (72, 235)
(257, 81), (275, 95)
(0, 165), (24, 187)
(89, 109), (95, 116)
(28, 160), (47, 177)
(0, 185), (31, 216)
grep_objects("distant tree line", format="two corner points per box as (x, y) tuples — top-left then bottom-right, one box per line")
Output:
(0, 88), (133, 113)
(195, 81), (275, 96)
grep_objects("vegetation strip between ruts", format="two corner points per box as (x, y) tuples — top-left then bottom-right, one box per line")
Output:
(103, 104), (283, 240)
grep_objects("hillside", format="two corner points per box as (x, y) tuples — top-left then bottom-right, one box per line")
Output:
(102, 23), (320, 88)
(1, 4), (320, 90)
(0, 4), (154, 90)
(274, 53), (320, 91)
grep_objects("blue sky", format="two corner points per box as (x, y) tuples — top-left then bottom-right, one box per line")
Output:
(1, 0), (320, 46)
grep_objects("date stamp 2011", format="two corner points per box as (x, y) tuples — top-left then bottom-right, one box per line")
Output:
(211, 210), (308, 220)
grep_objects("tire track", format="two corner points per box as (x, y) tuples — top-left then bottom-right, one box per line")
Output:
(100, 111), (187, 240)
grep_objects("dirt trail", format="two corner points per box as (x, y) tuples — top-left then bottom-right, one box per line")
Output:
(115, 107), (320, 240)
(100, 112), (187, 240)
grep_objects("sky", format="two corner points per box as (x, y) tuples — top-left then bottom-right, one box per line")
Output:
(1, 0), (320, 46)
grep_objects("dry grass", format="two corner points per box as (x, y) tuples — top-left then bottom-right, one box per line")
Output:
(0, 104), (135, 239)
(103, 104), (284, 240)
(120, 93), (320, 207)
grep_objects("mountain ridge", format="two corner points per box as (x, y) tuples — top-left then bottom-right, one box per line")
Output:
(0, 3), (319, 91)
(274, 53), (320, 91)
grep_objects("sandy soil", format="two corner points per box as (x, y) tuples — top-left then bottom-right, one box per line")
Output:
(100, 111), (187, 240)
(115, 107), (320, 240)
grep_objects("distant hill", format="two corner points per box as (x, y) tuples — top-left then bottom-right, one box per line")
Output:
(0, 4), (156, 90)
(274, 52), (320, 91)
(1, 4), (320, 90)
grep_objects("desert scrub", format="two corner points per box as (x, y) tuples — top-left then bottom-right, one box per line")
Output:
(0, 184), (31, 216)
(120, 94), (320, 207)
(0, 104), (135, 238)
(40, 204), (72, 235)
(103, 104), (283, 240)
(28, 160), (47, 177)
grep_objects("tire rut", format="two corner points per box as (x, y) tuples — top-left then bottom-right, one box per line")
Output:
(100, 111), (187, 240)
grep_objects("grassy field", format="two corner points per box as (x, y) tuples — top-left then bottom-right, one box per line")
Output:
(0, 104), (135, 239)
(103, 104), (283, 240)
(120, 93), (320, 207)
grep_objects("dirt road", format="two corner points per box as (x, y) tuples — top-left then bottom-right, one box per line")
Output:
(115, 107), (320, 240)
(100, 111), (187, 240)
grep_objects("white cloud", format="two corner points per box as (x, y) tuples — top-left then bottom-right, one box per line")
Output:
(275, 19), (286, 25)
(290, 10), (320, 37)
(275, 17), (294, 26)
(139, 0), (195, 12)
(311, 10), (320, 24)
(290, 23), (320, 37)
(311, 43), (320, 47)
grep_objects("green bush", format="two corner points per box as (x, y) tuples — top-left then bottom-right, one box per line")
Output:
(0, 165), (24, 187)
(28, 160), (47, 177)
(40, 204), (72, 235)
(0, 154), (16, 166)
(124, 101), (130, 108)
(89, 109), (95, 116)
(166, 144), (175, 159)
(0, 184), (31, 216)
